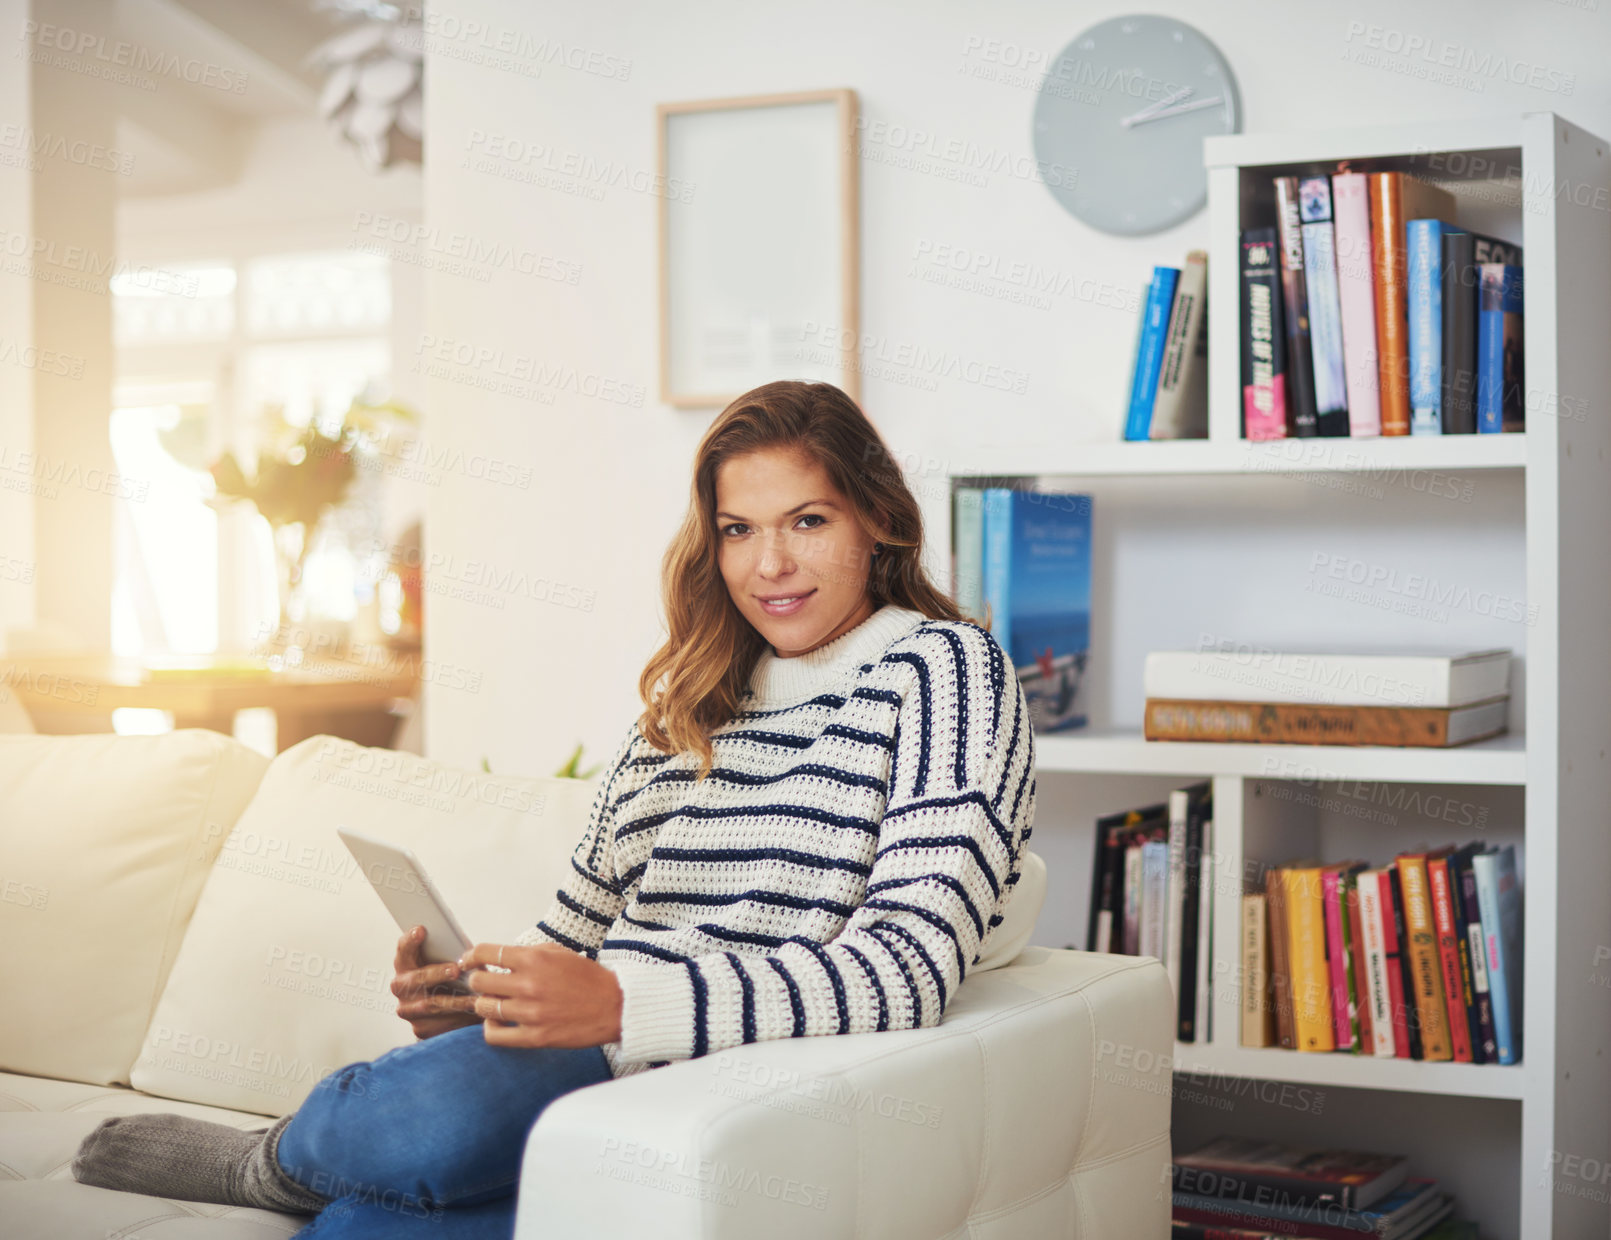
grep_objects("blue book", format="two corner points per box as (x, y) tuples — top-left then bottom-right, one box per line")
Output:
(1476, 265), (1524, 433)
(1472, 845), (1523, 1064)
(1124, 267), (1179, 440)
(981, 488), (1091, 733)
(1407, 218), (1453, 435)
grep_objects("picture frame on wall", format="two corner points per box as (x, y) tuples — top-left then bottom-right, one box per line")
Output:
(657, 88), (860, 408)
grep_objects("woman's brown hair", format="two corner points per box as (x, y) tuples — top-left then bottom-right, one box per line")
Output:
(638, 380), (967, 778)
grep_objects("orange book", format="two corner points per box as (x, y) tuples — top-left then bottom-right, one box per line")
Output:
(1284, 867), (1334, 1052)
(1368, 172), (1457, 435)
(1395, 850), (1453, 1061)
(1428, 854), (1474, 1063)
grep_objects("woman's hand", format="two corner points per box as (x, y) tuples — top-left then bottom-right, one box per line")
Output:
(457, 942), (624, 1049)
(391, 925), (482, 1040)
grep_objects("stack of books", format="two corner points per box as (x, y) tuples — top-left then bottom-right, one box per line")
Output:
(1240, 168), (1524, 440)
(1142, 647), (1512, 748)
(1124, 249), (1209, 440)
(1171, 1137), (1476, 1239)
(1241, 844), (1522, 1065)
(951, 485), (1092, 734)
(1086, 781), (1214, 1043)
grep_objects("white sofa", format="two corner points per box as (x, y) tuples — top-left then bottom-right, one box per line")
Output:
(0, 729), (1172, 1238)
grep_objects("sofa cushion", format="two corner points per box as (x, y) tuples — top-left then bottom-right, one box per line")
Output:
(0, 731), (269, 1087)
(131, 736), (601, 1117)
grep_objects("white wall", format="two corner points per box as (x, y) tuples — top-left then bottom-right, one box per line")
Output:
(420, 0), (1611, 895)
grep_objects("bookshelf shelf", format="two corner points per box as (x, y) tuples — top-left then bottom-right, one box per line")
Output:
(956, 433), (1528, 478)
(1172, 1041), (1527, 1101)
(1035, 731), (1526, 785)
(939, 112), (1611, 1240)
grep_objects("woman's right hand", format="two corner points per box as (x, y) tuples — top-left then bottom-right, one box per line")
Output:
(391, 925), (483, 1039)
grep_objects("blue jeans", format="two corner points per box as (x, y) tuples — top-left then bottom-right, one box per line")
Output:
(274, 1024), (615, 1239)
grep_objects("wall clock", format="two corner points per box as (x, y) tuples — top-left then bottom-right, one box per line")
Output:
(1032, 15), (1240, 236)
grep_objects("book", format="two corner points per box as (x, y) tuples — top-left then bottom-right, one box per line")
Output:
(1285, 866), (1334, 1052)
(1356, 869), (1396, 1058)
(1142, 698), (1508, 748)
(1124, 834), (1146, 955)
(1126, 267), (1181, 440)
(1406, 218), (1450, 436)
(1240, 227), (1288, 440)
(1323, 865), (1360, 1051)
(1331, 172), (1381, 437)
(1396, 850), (1453, 1061)
(951, 487), (987, 625)
(1472, 844), (1523, 1064)
(1266, 866), (1296, 1049)
(1142, 647), (1512, 709)
(1172, 1176), (1449, 1240)
(1386, 866), (1423, 1059)
(1427, 853), (1474, 1062)
(1343, 866), (1375, 1055)
(1456, 848), (1499, 1062)
(1153, 250), (1209, 439)
(1368, 173), (1457, 435)
(1242, 893), (1275, 1047)
(1476, 264), (1523, 434)
(981, 488), (1092, 734)
(1174, 783), (1212, 1041)
(1173, 1137), (1411, 1211)
(1273, 177), (1320, 437)
(1195, 815), (1215, 1043)
(1141, 838), (1170, 960)
(1439, 230), (1482, 435)
(1445, 843), (1488, 1064)
(1088, 805), (1163, 953)
(1298, 176), (1349, 436)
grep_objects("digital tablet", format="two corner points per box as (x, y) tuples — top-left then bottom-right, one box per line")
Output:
(337, 826), (478, 995)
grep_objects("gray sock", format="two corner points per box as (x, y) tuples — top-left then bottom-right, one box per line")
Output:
(71, 1112), (329, 1214)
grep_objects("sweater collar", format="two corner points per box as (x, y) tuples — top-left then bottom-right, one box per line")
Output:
(746, 604), (926, 707)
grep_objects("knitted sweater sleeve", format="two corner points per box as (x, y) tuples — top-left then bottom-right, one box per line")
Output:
(510, 722), (643, 957)
(604, 625), (1037, 1065)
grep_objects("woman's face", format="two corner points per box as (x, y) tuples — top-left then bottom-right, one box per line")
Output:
(714, 446), (879, 659)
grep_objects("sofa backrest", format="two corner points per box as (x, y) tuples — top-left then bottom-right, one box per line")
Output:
(0, 730), (269, 1086)
(130, 735), (602, 1116)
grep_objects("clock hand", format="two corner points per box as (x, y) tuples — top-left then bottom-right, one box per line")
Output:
(1123, 95), (1225, 127)
(1117, 85), (1192, 128)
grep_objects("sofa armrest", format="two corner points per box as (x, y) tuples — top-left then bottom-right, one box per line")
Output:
(514, 947), (1173, 1240)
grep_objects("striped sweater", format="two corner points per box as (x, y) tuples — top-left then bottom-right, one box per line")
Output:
(512, 603), (1037, 1078)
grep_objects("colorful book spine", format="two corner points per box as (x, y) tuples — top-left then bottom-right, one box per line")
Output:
(1458, 851), (1499, 1061)
(1322, 867), (1356, 1050)
(1298, 176), (1349, 436)
(1331, 172), (1380, 436)
(1286, 867), (1335, 1052)
(1273, 177), (1320, 436)
(1473, 845), (1523, 1064)
(1440, 229), (1479, 434)
(1387, 867), (1422, 1059)
(1123, 839), (1144, 955)
(1396, 852), (1453, 1060)
(1240, 227), (1288, 440)
(1343, 868), (1373, 1055)
(1357, 870), (1396, 1058)
(1125, 267), (1180, 440)
(1152, 250), (1209, 440)
(1406, 218), (1450, 436)
(1448, 846), (1489, 1064)
(1476, 265), (1524, 433)
(1140, 839), (1169, 961)
(1368, 172), (1456, 436)
(1428, 855), (1475, 1062)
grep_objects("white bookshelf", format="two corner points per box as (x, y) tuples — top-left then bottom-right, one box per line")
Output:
(941, 112), (1611, 1240)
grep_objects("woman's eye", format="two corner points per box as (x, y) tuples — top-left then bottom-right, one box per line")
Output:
(796, 514), (825, 529)
(720, 523), (746, 537)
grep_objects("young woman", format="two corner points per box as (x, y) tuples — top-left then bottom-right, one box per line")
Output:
(72, 379), (1038, 1238)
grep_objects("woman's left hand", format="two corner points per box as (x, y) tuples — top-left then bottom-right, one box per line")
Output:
(456, 942), (624, 1048)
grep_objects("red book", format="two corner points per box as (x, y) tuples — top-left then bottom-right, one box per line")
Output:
(1344, 870), (1375, 1056)
(1378, 870), (1413, 1058)
(1427, 855), (1474, 1063)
